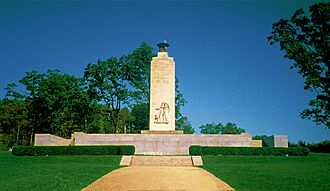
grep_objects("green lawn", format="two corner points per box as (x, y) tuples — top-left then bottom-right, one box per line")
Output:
(0, 151), (121, 191)
(1, 151), (329, 191)
(202, 153), (330, 191)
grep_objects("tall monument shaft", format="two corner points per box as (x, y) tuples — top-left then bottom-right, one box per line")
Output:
(149, 51), (176, 131)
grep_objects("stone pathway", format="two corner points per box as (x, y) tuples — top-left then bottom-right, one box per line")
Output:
(82, 166), (235, 191)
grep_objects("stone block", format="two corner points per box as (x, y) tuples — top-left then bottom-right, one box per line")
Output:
(120, 156), (132, 166)
(141, 130), (183, 134)
(34, 134), (71, 146)
(191, 156), (203, 166)
(250, 140), (262, 147)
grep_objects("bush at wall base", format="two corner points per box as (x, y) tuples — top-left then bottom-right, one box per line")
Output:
(189, 145), (309, 156)
(12, 145), (135, 156)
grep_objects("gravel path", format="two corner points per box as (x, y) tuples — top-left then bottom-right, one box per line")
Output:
(82, 166), (234, 191)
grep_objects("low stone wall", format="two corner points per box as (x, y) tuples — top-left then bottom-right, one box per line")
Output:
(34, 134), (71, 146)
(274, 135), (289, 147)
(250, 140), (262, 147)
(72, 132), (259, 155)
(34, 132), (288, 154)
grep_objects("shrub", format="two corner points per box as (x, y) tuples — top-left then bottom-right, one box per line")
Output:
(308, 141), (330, 153)
(12, 145), (135, 156)
(189, 146), (309, 156)
(118, 145), (135, 155)
(189, 145), (202, 155)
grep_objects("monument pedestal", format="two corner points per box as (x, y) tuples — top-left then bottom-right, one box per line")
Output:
(141, 130), (183, 134)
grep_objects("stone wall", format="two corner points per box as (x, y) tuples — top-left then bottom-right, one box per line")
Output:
(274, 135), (289, 147)
(34, 134), (71, 146)
(250, 140), (262, 147)
(34, 132), (288, 154)
(72, 132), (259, 155)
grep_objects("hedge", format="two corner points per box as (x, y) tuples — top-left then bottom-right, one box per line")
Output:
(12, 145), (135, 156)
(189, 145), (309, 156)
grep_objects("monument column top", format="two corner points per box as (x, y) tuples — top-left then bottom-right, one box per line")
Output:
(157, 40), (170, 52)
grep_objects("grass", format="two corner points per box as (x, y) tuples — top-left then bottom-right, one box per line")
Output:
(0, 151), (121, 191)
(1, 151), (329, 191)
(202, 153), (330, 191)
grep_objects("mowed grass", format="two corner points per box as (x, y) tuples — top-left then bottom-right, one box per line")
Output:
(202, 153), (330, 191)
(0, 151), (121, 191)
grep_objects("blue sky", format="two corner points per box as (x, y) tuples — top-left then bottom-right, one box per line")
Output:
(0, 0), (329, 142)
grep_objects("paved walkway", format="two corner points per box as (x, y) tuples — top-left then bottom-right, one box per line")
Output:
(82, 166), (234, 191)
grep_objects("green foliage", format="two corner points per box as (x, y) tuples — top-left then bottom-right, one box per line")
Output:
(12, 145), (135, 156)
(175, 78), (186, 120)
(199, 123), (222, 134)
(3, 70), (97, 144)
(290, 140), (330, 153)
(189, 146), (309, 156)
(176, 116), (195, 134)
(268, 2), (330, 128)
(0, 99), (29, 145)
(252, 135), (268, 140)
(130, 103), (149, 132)
(0, 151), (121, 191)
(118, 145), (135, 155)
(0, 144), (8, 151)
(189, 145), (202, 155)
(199, 122), (245, 134)
(221, 122), (245, 134)
(308, 140), (330, 153)
(202, 153), (330, 191)
(84, 43), (154, 133)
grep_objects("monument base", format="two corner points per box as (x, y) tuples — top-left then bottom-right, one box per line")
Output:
(141, 130), (183, 134)
(34, 132), (288, 155)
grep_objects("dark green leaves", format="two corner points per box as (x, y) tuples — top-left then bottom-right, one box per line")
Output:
(199, 122), (245, 134)
(268, 2), (330, 128)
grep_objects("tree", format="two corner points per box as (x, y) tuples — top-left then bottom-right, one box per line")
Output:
(268, 2), (330, 128)
(221, 122), (245, 134)
(199, 123), (222, 134)
(0, 99), (28, 145)
(4, 70), (94, 142)
(131, 103), (149, 133)
(176, 116), (195, 134)
(175, 78), (186, 120)
(199, 122), (245, 134)
(252, 135), (268, 140)
(84, 43), (154, 133)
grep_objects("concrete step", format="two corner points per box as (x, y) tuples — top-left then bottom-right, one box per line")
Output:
(130, 156), (193, 166)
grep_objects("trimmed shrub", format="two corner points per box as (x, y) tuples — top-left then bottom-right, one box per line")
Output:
(118, 145), (135, 155)
(12, 145), (135, 156)
(189, 146), (309, 156)
(189, 145), (202, 155)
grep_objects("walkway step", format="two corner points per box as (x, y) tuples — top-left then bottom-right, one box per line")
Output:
(130, 156), (193, 166)
(119, 155), (132, 166)
(192, 156), (203, 166)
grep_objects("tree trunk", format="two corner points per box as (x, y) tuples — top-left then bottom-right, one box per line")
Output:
(16, 123), (20, 145)
(29, 128), (34, 146)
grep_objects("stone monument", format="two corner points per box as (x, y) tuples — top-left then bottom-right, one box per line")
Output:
(142, 40), (182, 134)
